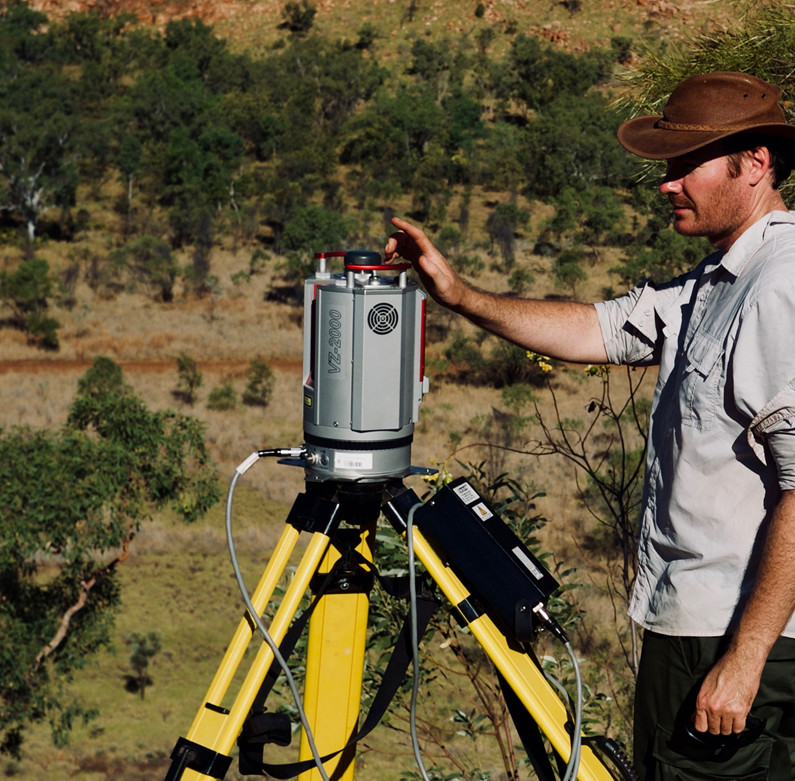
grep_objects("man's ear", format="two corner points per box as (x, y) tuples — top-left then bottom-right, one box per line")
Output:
(747, 145), (774, 186)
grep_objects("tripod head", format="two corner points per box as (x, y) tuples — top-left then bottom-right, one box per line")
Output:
(300, 249), (430, 483)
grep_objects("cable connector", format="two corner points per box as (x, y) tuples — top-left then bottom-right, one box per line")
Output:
(236, 451), (261, 475)
(257, 447), (306, 459)
(532, 603), (569, 644)
(237, 448), (306, 476)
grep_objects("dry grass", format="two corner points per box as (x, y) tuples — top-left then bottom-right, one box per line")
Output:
(206, 0), (739, 62)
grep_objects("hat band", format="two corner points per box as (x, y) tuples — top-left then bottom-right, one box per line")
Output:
(656, 119), (759, 132)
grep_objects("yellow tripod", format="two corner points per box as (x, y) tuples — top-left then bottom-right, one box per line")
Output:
(162, 475), (636, 781)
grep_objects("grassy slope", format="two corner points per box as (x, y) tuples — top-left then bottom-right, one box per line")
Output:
(2, 0), (745, 778)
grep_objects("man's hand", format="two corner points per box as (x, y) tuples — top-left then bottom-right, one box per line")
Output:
(694, 648), (764, 735)
(384, 217), (468, 310)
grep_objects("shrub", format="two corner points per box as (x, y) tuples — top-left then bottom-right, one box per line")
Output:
(174, 354), (202, 405)
(0, 258), (60, 350)
(243, 360), (274, 407)
(109, 235), (178, 302)
(207, 384), (237, 411)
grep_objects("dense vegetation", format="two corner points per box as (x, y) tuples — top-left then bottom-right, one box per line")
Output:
(0, 0), (709, 349)
(0, 2), (632, 244)
(3, 3), (792, 351)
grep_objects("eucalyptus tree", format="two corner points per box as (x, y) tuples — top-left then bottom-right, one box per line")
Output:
(0, 358), (220, 757)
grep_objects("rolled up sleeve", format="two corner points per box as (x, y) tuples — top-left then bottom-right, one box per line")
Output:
(747, 382), (795, 489)
(736, 280), (795, 489)
(595, 284), (661, 365)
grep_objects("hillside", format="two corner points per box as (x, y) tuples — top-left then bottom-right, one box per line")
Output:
(29, 0), (738, 54)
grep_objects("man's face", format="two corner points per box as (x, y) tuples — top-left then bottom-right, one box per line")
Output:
(659, 144), (750, 250)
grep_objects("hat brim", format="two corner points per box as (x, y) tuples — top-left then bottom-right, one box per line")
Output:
(617, 114), (795, 159)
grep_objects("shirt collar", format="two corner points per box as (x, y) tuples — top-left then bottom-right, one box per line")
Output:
(719, 210), (795, 277)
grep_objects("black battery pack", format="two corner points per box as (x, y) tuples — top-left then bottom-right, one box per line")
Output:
(407, 477), (560, 642)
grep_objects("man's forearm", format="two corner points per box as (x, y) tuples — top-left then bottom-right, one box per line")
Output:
(385, 217), (609, 365)
(452, 283), (609, 364)
(727, 488), (795, 660)
(695, 489), (795, 733)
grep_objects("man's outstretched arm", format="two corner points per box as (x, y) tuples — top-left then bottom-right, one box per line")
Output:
(385, 217), (609, 364)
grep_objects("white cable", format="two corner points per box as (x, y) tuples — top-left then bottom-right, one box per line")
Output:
(226, 454), (332, 781)
(561, 641), (583, 781)
(406, 501), (433, 781)
(534, 603), (584, 781)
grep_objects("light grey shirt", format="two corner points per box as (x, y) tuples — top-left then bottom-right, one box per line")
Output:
(595, 210), (795, 638)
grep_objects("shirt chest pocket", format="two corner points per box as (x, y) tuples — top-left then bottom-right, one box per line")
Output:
(682, 331), (724, 430)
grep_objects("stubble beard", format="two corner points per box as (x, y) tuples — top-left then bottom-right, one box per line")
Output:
(668, 177), (747, 248)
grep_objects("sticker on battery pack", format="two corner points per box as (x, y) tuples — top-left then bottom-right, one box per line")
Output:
(511, 546), (545, 580)
(453, 481), (481, 505)
(471, 502), (493, 521)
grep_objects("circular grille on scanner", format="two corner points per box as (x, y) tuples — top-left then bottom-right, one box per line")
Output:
(368, 303), (399, 334)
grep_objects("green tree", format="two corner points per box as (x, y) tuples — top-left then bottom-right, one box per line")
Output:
(113, 26), (245, 250)
(521, 92), (636, 199)
(0, 257), (60, 349)
(279, 0), (317, 35)
(485, 202), (529, 267)
(207, 383), (237, 411)
(554, 247), (588, 299)
(175, 353), (203, 405)
(281, 204), (349, 260)
(0, 358), (219, 756)
(496, 34), (609, 116)
(109, 235), (179, 302)
(474, 121), (525, 195)
(0, 65), (79, 246)
(75, 355), (128, 398)
(243, 360), (274, 407)
(0, 3), (51, 67)
(538, 186), (627, 264)
(341, 84), (449, 192)
(408, 37), (469, 103)
(125, 632), (162, 700)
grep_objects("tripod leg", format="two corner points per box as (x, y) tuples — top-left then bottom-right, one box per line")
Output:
(299, 522), (376, 781)
(167, 529), (333, 781)
(410, 526), (615, 781)
(189, 523), (302, 725)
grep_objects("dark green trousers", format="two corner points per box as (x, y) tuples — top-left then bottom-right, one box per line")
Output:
(633, 632), (795, 780)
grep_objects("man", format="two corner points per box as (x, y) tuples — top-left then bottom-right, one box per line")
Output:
(385, 72), (795, 779)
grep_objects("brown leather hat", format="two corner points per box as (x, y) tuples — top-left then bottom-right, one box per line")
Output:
(617, 71), (795, 159)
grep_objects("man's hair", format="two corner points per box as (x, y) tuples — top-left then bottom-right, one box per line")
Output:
(725, 134), (794, 189)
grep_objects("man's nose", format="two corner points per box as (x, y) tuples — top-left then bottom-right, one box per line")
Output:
(659, 177), (681, 195)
